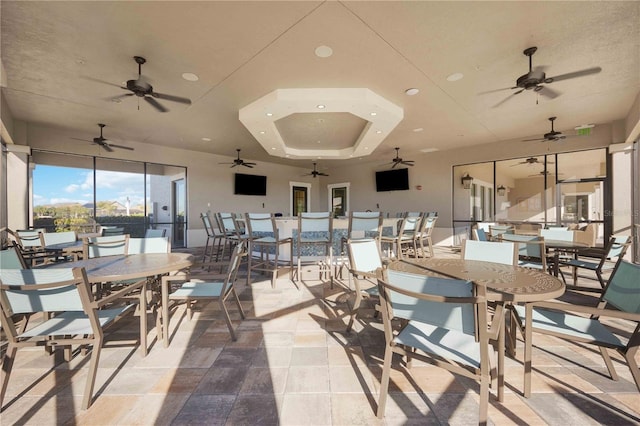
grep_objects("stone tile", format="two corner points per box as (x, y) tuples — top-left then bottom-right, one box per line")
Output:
(171, 394), (236, 425)
(285, 366), (330, 393)
(212, 347), (257, 367)
(193, 367), (249, 395)
(330, 392), (383, 425)
(226, 394), (283, 425)
(280, 393), (332, 425)
(261, 331), (295, 347)
(0, 395), (81, 425)
(290, 347), (328, 367)
(150, 368), (208, 394)
(117, 394), (190, 425)
(252, 346), (293, 368)
(240, 367), (288, 395)
(329, 365), (376, 394)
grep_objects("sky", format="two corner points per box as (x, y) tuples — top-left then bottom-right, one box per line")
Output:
(33, 165), (147, 207)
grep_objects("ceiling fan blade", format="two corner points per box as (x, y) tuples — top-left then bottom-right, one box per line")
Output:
(70, 137), (91, 142)
(108, 143), (135, 151)
(537, 85), (560, 99)
(243, 162), (257, 166)
(101, 143), (114, 153)
(544, 67), (602, 83)
(242, 164), (254, 168)
(106, 93), (135, 101)
(318, 173), (329, 177)
(521, 137), (547, 142)
(144, 96), (169, 112)
(492, 91), (521, 108)
(391, 161), (400, 168)
(477, 87), (515, 95)
(151, 92), (192, 105)
(82, 76), (128, 90)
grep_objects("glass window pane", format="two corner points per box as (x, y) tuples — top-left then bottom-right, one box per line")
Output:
(31, 151), (94, 233)
(557, 149), (606, 180)
(147, 163), (186, 247)
(495, 156), (548, 223)
(95, 158), (145, 237)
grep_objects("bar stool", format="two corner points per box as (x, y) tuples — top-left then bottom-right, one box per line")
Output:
(244, 213), (293, 288)
(379, 213), (422, 259)
(295, 212), (333, 286)
(200, 212), (224, 263)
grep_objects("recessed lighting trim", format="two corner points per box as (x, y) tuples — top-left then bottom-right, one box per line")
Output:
(376, 130), (383, 134)
(271, 147), (276, 150)
(412, 127), (424, 132)
(446, 72), (464, 82)
(405, 88), (420, 96)
(265, 112), (273, 117)
(420, 148), (439, 153)
(259, 131), (266, 134)
(314, 45), (333, 58)
(201, 137), (212, 142)
(181, 72), (199, 82)
(316, 104), (326, 109)
(370, 112), (377, 116)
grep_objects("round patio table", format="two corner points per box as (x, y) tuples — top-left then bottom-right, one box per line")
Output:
(50, 253), (194, 353)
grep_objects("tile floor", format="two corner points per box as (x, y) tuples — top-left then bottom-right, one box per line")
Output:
(1, 246), (639, 425)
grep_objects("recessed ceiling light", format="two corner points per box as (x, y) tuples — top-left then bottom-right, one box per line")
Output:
(405, 88), (420, 96)
(271, 147), (276, 150)
(265, 112), (273, 117)
(285, 154), (290, 158)
(370, 112), (377, 116)
(413, 127), (424, 132)
(75, 58), (86, 65)
(574, 124), (595, 130)
(364, 147), (369, 150)
(259, 131), (266, 134)
(314, 45), (333, 58)
(181, 72), (199, 82)
(201, 137), (212, 142)
(446, 72), (464, 82)
(420, 148), (439, 153)
(317, 140), (321, 144)
(316, 104), (326, 109)
(376, 130), (383, 134)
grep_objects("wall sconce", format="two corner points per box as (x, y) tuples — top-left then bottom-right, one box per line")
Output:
(461, 173), (473, 189)
(497, 185), (506, 196)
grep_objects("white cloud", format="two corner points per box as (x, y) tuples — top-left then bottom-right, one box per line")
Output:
(65, 184), (80, 193)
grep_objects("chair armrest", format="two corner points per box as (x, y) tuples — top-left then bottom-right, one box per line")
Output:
(530, 300), (640, 322)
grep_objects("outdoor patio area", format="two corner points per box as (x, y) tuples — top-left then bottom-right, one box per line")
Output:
(1, 246), (639, 425)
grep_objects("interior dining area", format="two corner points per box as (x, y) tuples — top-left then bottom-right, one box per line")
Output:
(1, 1), (640, 425)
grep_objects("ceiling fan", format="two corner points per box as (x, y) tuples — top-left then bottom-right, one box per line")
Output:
(491, 46), (601, 107)
(303, 162), (329, 178)
(71, 124), (133, 152)
(522, 117), (577, 142)
(219, 149), (256, 168)
(387, 147), (414, 168)
(510, 156), (554, 167)
(528, 170), (563, 178)
(104, 56), (191, 112)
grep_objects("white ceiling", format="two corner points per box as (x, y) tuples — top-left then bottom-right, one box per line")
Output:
(1, 1), (639, 168)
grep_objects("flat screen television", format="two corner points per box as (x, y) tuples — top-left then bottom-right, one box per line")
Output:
(234, 173), (267, 196)
(375, 168), (409, 192)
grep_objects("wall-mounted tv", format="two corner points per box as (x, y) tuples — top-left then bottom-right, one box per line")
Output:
(234, 173), (267, 196)
(375, 168), (409, 192)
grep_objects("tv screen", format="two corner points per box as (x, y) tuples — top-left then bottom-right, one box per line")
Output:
(375, 168), (409, 192)
(234, 173), (267, 196)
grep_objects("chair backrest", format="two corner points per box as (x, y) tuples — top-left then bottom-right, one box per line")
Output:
(200, 213), (215, 237)
(218, 212), (243, 236)
(419, 214), (438, 237)
(41, 231), (77, 246)
(476, 222), (495, 233)
(224, 241), (247, 291)
(84, 234), (129, 258)
(462, 239), (517, 266)
(346, 238), (383, 274)
(602, 261), (640, 314)
(501, 234), (545, 259)
(128, 237), (170, 254)
(539, 228), (575, 242)
(245, 213), (278, 237)
(473, 228), (489, 241)
(489, 224), (513, 239)
(0, 246), (27, 269)
(15, 229), (46, 248)
(0, 267), (90, 316)
(381, 269), (481, 336)
(398, 214), (422, 237)
(604, 235), (631, 261)
(144, 228), (166, 238)
(101, 226), (125, 236)
(348, 211), (383, 240)
(298, 212), (332, 233)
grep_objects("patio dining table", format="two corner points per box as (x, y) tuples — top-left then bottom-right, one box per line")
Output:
(49, 252), (194, 354)
(388, 257), (565, 397)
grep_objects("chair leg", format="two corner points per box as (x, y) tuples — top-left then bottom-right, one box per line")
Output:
(139, 281), (148, 357)
(81, 337), (103, 410)
(376, 345), (394, 419)
(598, 347), (619, 381)
(479, 374), (489, 425)
(219, 299), (237, 341)
(0, 344), (18, 408)
(523, 304), (533, 398)
(625, 351), (640, 392)
(596, 270), (606, 288)
(346, 284), (363, 333)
